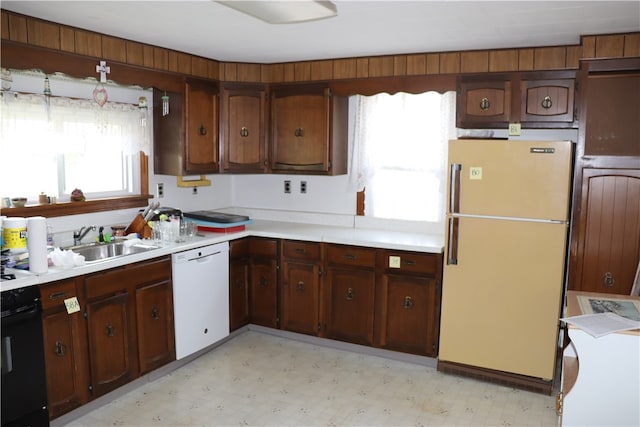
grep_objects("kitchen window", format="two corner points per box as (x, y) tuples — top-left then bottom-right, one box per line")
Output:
(0, 69), (151, 214)
(349, 91), (456, 222)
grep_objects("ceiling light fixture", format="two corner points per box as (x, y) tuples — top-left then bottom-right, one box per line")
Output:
(216, 1), (337, 24)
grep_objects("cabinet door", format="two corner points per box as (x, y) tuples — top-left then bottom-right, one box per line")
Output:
(379, 274), (439, 356)
(520, 78), (575, 125)
(85, 292), (135, 397)
(457, 80), (511, 128)
(229, 256), (250, 331)
(281, 260), (321, 335)
(153, 87), (184, 175)
(135, 280), (175, 374)
(221, 84), (267, 173)
(272, 91), (327, 171)
(572, 169), (640, 295)
(42, 309), (88, 419)
(324, 267), (375, 345)
(185, 80), (219, 174)
(250, 257), (278, 328)
(584, 72), (640, 156)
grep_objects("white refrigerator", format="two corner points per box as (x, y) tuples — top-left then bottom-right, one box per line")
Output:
(439, 139), (573, 381)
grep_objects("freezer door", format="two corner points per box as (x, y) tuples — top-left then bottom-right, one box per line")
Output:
(440, 216), (568, 380)
(447, 139), (573, 220)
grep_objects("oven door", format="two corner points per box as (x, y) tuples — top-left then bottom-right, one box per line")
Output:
(1, 299), (49, 427)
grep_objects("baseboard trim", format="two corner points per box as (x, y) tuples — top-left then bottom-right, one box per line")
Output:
(437, 360), (554, 395)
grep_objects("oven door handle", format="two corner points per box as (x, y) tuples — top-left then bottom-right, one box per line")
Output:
(1, 305), (41, 327)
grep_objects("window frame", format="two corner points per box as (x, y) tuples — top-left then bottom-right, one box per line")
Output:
(1, 154), (150, 218)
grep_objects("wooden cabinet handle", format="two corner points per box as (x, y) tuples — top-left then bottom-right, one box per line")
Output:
(294, 127), (304, 137)
(294, 248), (306, 254)
(240, 126), (249, 137)
(479, 97), (490, 111)
(346, 287), (354, 300)
(260, 276), (268, 288)
(541, 96), (553, 109)
(55, 340), (66, 357)
(404, 259), (416, 266)
(296, 281), (305, 293)
(342, 254), (356, 260)
(151, 307), (160, 320)
(199, 124), (207, 136)
(49, 291), (67, 300)
(403, 296), (413, 309)
(105, 322), (115, 337)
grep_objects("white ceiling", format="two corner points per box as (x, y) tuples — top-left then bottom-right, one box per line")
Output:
(2, 1), (639, 64)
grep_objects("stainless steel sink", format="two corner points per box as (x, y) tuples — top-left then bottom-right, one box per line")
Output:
(64, 241), (159, 263)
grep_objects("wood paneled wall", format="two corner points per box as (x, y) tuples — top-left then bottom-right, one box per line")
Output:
(2, 10), (639, 84)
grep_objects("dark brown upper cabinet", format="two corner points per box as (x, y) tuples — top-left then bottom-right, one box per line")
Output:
(220, 83), (268, 173)
(153, 79), (220, 175)
(457, 71), (577, 129)
(270, 83), (348, 175)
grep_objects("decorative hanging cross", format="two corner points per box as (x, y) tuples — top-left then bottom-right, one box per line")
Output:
(96, 60), (110, 83)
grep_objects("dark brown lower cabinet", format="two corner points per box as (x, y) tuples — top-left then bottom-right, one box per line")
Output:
(377, 251), (442, 357)
(249, 240), (278, 328)
(85, 292), (135, 397)
(41, 278), (89, 419)
(136, 279), (175, 374)
(40, 256), (174, 420)
(324, 244), (377, 346)
(280, 240), (322, 336)
(229, 239), (251, 331)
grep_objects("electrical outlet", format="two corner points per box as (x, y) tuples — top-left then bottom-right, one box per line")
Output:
(156, 183), (164, 198)
(300, 181), (307, 194)
(192, 187), (198, 195)
(284, 180), (291, 194)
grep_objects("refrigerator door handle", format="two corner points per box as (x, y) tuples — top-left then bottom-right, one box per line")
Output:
(447, 217), (459, 265)
(449, 163), (462, 214)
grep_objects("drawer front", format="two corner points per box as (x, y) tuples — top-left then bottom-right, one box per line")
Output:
(251, 237), (278, 258)
(326, 244), (376, 268)
(85, 256), (171, 299)
(40, 279), (79, 311)
(382, 250), (439, 275)
(282, 240), (320, 261)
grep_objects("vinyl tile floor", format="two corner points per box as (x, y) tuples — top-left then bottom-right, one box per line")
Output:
(63, 331), (558, 426)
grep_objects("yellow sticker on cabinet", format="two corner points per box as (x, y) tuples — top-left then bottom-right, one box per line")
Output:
(469, 167), (483, 180)
(64, 297), (81, 314)
(389, 256), (401, 268)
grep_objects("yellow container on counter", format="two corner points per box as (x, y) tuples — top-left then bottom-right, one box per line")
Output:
(3, 217), (27, 251)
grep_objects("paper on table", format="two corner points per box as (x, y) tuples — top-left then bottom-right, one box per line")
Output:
(562, 312), (640, 338)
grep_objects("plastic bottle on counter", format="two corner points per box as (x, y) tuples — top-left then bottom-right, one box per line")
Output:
(3, 217), (27, 254)
(47, 225), (55, 248)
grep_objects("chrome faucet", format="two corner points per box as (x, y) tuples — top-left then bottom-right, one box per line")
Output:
(73, 225), (96, 246)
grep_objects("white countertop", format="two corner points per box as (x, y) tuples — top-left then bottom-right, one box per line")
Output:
(1, 219), (444, 292)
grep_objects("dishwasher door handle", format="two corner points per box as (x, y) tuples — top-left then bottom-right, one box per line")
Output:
(188, 251), (222, 262)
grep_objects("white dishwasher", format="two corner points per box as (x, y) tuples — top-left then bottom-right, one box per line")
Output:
(172, 241), (229, 360)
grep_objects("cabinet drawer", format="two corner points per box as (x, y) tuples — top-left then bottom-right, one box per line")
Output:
(40, 279), (79, 311)
(282, 240), (320, 261)
(251, 238), (278, 258)
(326, 244), (376, 268)
(85, 257), (171, 299)
(382, 250), (439, 275)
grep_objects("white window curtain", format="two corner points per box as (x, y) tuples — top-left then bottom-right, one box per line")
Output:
(0, 92), (150, 200)
(349, 91), (456, 222)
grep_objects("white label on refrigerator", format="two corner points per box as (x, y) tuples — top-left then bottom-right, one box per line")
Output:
(469, 167), (482, 180)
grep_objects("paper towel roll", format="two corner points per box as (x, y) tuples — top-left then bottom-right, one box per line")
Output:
(27, 216), (48, 274)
